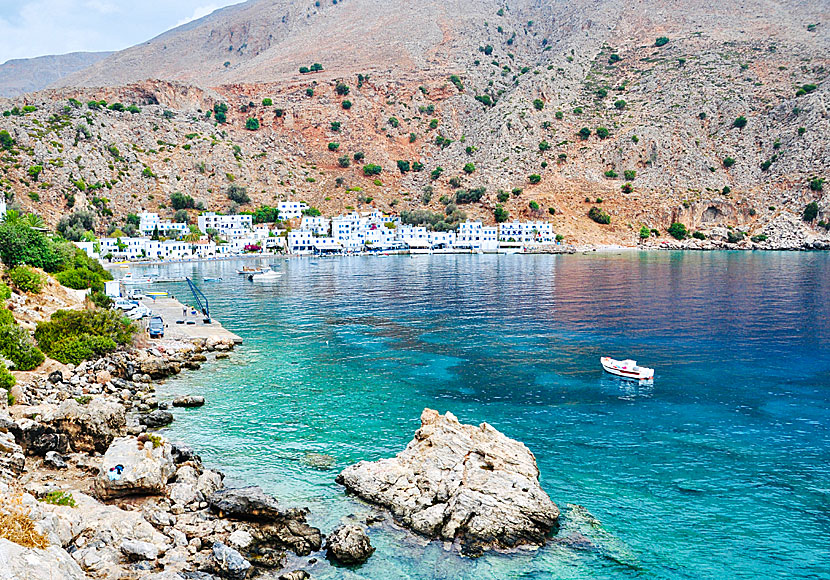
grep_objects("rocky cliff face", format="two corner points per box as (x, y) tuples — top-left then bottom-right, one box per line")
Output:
(1, 0), (827, 245)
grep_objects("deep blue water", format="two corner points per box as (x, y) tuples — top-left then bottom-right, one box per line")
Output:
(136, 252), (830, 579)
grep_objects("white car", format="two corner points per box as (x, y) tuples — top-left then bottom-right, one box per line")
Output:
(114, 299), (137, 311)
(126, 306), (152, 320)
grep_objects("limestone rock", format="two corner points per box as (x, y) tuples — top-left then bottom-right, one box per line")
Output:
(337, 409), (560, 556)
(121, 538), (161, 561)
(44, 450), (68, 469)
(45, 397), (126, 453)
(139, 410), (174, 428)
(0, 429), (25, 478)
(279, 572), (310, 580)
(93, 436), (175, 499)
(227, 529), (253, 550)
(212, 541), (251, 580)
(325, 524), (374, 565)
(208, 487), (281, 521)
(0, 538), (87, 580)
(173, 395), (205, 408)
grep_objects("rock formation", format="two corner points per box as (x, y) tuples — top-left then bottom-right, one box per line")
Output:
(337, 408), (559, 556)
(325, 524), (375, 565)
(93, 436), (176, 499)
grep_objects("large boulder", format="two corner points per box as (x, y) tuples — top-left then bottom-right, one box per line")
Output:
(212, 542), (251, 580)
(337, 409), (560, 556)
(139, 410), (174, 428)
(93, 436), (175, 499)
(208, 487), (282, 521)
(172, 395), (205, 408)
(325, 524), (374, 565)
(45, 398), (126, 453)
(0, 539), (87, 580)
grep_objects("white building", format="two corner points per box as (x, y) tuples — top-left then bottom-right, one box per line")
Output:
(138, 212), (188, 238)
(300, 216), (330, 235)
(288, 231), (315, 254)
(498, 221), (554, 244)
(428, 231), (457, 249)
(197, 212), (253, 236)
(398, 226), (430, 249)
(456, 221), (499, 251)
(277, 202), (309, 220)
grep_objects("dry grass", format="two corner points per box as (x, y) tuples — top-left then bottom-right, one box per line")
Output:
(0, 494), (49, 549)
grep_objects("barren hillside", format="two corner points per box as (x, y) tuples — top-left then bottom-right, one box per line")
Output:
(1, 0), (827, 245)
(0, 52), (112, 98)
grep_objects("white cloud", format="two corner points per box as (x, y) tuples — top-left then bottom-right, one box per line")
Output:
(0, 0), (243, 64)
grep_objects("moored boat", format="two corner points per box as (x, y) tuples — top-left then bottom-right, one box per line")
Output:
(600, 357), (654, 380)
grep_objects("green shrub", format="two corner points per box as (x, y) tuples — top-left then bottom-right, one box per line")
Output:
(35, 309), (136, 358)
(614, 99), (626, 110)
(306, 88), (314, 97)
(336, 83), (350, 96)
(227, 184), (250, 204)
(723, 157), (736, 168)
(538, 140), (551, 151)
(624, 170), (636, 181)
(40, 491), (76, 507)
(529, 200), (540, 211)
(0, 362), (14, 395)
(668, 222), (687, 239)
(803, 201), (818, 222)
(0, 325), (44, 370)
(533, 99), (544, 110)
(494, 204), (509, 223)
(262, 98), (273, 106)
(363, 164), (382, 176)
(55, 267), (106, 292)
(727, 230), (745, 244)
(588, 207), (611, 225)
(751, 234), (768, 243)
(497, 190), (510, 203)
(0, 282), (10, 301)
(596, 127), (610, 139)
(604, 170), (618, 178)
(90, 291), (113, 309)
(50, 335), (118, 366)
(7, 266), (44, 294)
(692, 231), (706, 240)
(449, 75), (464, 91)
(528, 174), (542, 184)
(655, 37), (669, 47)
(621, 183), (633, 194)
(397, 160), (411, 173)
(245, 118), (260, 130)
(733, 116), (747, 128)
(639, 225), (650, 239)
(0, 223), (63, 270)
(456, 187), (485, 204)
(0, 308), (13, 327)
(341, 100), (352, 110)
(338, 155), (351, 168)
(809, 177), (824, 192)
(328, 142), (340, 151)
(463, 163), (475, 174)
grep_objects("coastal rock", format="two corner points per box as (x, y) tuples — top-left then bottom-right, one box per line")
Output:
(171, 441), (201, 464)
(93, 436), (175, 499)
(325, 524), (374, 565)
(45, 397), (126, 453)
(337, 409), (560, 556)
(0, 429), (25, 478)
(208, 487), (282, 521)
(173, 395), (206, 408)
(228, 529), (254, 550)
(0, 538), (87, 580)
(140, 359), (182, 379)
(121, 538), (161, 561)
(48, 370), (64, 384)
(279, 572), (310, 580)
(212, 542), (251, 580)
(139, 409), (175, 428)
(44, 450), (68, 469)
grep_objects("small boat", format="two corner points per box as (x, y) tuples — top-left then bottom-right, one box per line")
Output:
(154, 277), (186, 283)
(249, 268), (280, 282)
(600, 357), (654, 381)
(237, 266), (266, 275)
(203, 277), (223, 282)
(121, 273), (156, 285)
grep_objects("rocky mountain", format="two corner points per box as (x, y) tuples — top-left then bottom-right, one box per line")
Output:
(0, 52), (112, 98)
(1, 0), (828, 245)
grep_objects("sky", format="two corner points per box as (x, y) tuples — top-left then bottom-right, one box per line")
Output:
(0, 0), (245, 63)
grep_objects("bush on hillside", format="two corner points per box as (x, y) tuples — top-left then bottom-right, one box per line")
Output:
(0, 308), (13, 327)
(7, 266), (45, 294)
(170, 192), (195, 210)
(494, 204), (509, 223)
(54, 267), (106, 292)
(0, 282), (9, 301)
(34, 309), (136, 365)
(668, 222), (687, 239)
(0, 324), (45, 371)
(803, 201), (819, 222)
(56, 210), (95, 242)
(227, 184), (250, 204)
(89, 291), (113, 309)
(0, 223), (61, 270)
(588, 207), (611, 225)
(0, 362), (14, 394)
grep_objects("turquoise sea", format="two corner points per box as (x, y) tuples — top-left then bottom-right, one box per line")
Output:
(136, 252), (830, 580)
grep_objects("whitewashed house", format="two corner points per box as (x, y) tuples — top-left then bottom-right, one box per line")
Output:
(197, 212), (253, 237)
(138, 212), (188, 238)
(288, 231), (315, 254)
(499, 221), (554, 244)
(300, 216), (330, 235)
(277, 202), (309, 220)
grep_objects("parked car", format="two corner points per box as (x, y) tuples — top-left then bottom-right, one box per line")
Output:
(114, 299), (138, 311)
(148, 316), (164, 339)
(126, 305), (152, 320)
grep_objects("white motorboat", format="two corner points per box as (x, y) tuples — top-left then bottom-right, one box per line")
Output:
(249, 268), (280, 282)
(237, 266), (266, 275)
(600, 357), (654, 381)
(121, 273), (155, 285)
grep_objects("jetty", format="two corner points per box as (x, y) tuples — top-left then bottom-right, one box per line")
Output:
(138, 294), (242, 344)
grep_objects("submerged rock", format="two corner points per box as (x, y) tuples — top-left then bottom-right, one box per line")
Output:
(337, 408), (560, 556)
(325, 524), (374, 565)
(93, 436), (175, 499)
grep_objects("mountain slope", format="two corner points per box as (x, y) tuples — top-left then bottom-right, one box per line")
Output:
(0, 52), (112, 97)
(2, 0), (828, 245)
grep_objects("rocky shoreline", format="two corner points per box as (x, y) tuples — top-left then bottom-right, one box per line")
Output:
(0, 337), (367, 579)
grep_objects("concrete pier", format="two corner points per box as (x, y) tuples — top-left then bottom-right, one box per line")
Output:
(138, 295), (242, 344)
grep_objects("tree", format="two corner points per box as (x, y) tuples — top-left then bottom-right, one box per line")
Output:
(342, 100), (352, 110)
(213, 102), (228, 123)
(245, 118), (260, 130)
(624, 170), (636, 181)
(449, 75), (464, 91)
(533, 99), (544, 110)
(596, 127), (610, 139)
(621, 182), (633, 193)
(639, 225), (650, 239)
(262, 98), (273, 106)
(227, 184), (250, 205)
(588, 207), (611, 225)
(388, 117), (399, 128)
(0, 130), (14, 150)
(668, 222), (688, 239)
(528, 174), (542, 184)
(306, 88), (314, 97)
(363, 164), (382, 176)
(397, 160), (411, 173)
(614, 99), (626, 110)
(809, 177), (824, 192)
(299, 66), (310, 74)
(803, 201), (819, 222)
(494, 204), (509, 222)
(27, 165), (43, 181)
(733, 116), (747, 129)
(0, 222), (60, 270)
(463, 163), (475, 174)
(173, 210), (189, 224)
(723, 157), (736, 168)
(170, 192), (195, 210)
(475, 95), (493, 107)
(338, 155), (351, 168)
(336, 82), (350, 96)
(529, 200), (540, 212)
(578, 127), (591, 140)
(57, 210), (96, 242)
(539, 140), (551, 151)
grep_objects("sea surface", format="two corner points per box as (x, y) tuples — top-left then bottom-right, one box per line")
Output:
(133, 252), (830, 580)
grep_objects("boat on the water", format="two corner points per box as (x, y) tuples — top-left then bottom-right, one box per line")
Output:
(121, 273), (156, 285)
(237, 266), (266, 275)
(249, 268), (280, 282)
(600, 357), (654, 380)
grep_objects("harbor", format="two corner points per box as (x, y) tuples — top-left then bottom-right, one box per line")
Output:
(138, 293), (242, 344)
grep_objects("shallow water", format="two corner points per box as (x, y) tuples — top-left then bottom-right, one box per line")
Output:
(136, 252), (830, 580)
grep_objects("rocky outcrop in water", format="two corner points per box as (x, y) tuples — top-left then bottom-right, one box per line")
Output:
(325, 524), (374, 565)
(337, 408), (560, 556)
